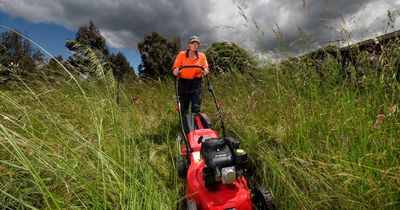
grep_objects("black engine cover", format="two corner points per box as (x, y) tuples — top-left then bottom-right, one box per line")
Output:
(200, 138), (234, 169)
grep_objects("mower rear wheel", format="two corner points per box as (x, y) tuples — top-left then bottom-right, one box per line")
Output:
(177, 156), (187, 179)
(252, 186), (276, 210)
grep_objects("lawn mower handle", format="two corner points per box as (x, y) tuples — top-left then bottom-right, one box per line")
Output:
(174, 77), (191, 158)
(174, 66), (206, 154)
(176, 65), (226, 139)
(177, 65), (206, 76)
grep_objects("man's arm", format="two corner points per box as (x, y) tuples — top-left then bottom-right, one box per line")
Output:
(201, 53), (210, 76)
(172, 52), (182, 76)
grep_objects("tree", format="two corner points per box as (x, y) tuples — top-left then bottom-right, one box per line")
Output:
(32, 55), (69, 83)
(65, 20), (110, 78)
(46, 55), (65, 76)
(0, 43), (5, 63)
(66, 20), (109, 56)
(137, 32), (180, 79)
(0, 43), (7, 80)
(205, 42), (255, 74)
(109, 52), (136, 82)
(0, 30), (44, 79)
(48, 55), (64, 68)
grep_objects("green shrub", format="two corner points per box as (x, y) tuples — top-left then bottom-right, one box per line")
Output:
(205, 42), (255, 74)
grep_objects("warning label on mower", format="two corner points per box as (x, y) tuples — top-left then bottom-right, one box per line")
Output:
(193, 152), (201, 163)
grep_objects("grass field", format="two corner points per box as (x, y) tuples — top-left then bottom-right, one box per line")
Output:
(0, 54), (399, 209)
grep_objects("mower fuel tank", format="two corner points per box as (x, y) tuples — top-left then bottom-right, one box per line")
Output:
(233, 149), (248, 165)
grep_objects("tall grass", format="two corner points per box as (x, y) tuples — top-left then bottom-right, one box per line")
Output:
(0, 61), (182, 208)
(217, 67), (399, 209)
(1, 43), (399, 209)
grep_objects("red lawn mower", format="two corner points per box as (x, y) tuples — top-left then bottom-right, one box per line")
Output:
(175, 65), (276, 210)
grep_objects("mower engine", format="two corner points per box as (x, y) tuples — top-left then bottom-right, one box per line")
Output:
(199, 137), (248, 188)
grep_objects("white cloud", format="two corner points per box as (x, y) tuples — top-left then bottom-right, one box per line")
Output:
(101, 29), (137, 49)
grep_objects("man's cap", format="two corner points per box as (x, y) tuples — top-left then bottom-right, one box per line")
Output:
(188, 36), (200, 44)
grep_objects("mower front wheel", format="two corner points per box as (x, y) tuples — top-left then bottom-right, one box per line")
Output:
(252, 186), (276, 210)
(177, 155), (187, 179)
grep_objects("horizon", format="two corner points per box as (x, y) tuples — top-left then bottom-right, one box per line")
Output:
(1, 0), (400, 72)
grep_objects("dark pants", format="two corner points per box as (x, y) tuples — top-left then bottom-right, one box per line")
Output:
(179, 91), (201, 114)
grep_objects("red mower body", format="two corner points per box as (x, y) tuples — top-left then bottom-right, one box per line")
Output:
(175, 66), (276, 210)
(182, 123), (253, 210)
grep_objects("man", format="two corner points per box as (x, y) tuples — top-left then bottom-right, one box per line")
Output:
(173, 35), (210, 115)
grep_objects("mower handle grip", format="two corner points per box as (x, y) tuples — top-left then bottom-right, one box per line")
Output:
(175, 65), (209, 77)
(178, 65), (205, 71)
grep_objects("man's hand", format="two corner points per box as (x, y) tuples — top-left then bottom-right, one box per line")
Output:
(173, 68), (179, 76)
(203, 68), (210, 76)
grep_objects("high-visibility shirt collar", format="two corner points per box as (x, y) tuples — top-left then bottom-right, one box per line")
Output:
(186, 49), (199, 60)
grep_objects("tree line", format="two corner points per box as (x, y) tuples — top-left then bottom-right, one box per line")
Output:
(0, 20), (255, 84)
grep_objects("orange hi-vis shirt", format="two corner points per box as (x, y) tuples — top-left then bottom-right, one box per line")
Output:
(173, 50), (209, 79)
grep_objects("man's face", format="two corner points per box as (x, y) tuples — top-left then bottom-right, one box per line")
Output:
(188, 42), (199, 52)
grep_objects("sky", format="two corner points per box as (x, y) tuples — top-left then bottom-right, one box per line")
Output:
(0, 0), (400, 69)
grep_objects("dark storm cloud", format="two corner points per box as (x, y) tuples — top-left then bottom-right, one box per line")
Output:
(249, 0), (400, 54)
(1, 0), (399, 56)
(0, 0), (220, 49)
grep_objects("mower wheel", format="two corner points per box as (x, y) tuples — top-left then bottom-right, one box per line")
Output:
(177, 156), (187, 179)
(252, 186), (276, 210)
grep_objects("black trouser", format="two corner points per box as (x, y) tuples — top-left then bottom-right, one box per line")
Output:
(179, 90), (201, 114)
